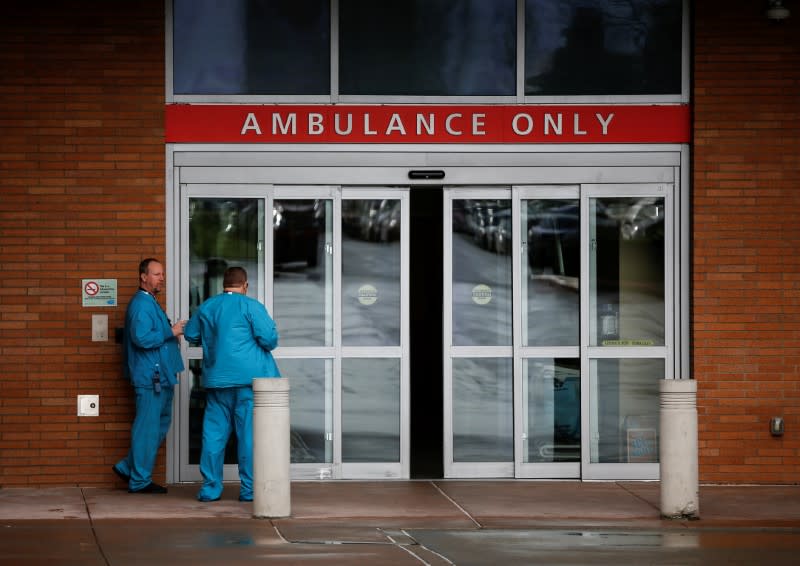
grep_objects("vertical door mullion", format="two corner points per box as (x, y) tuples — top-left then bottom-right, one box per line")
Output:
(399, 190), (411, 479)
(176, 182), (191, 482)
(266, 194), (275, 314)
(442, 191), (454, 477)
(580, 190), (593, 475)
(332, 192), (342, 478)
(511, 191), (523, 478)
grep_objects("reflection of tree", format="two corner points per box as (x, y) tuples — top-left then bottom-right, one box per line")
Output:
(641, 1), (681, 92)
(189, 200), (259, 262)
(551, 7), (610, 93)
(189, 199), (261, 310)
(526, 0), (681, 96)
(340, 0), (515, 95)
(245, 0), (330, 94)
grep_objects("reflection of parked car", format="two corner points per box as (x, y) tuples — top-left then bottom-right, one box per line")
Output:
(376, 199), (401, 242)
(274, 200), (320, 267)
(527, 201), (579, 277)
(452, 200), (472, 234)
(341, 199), (401, 242)
(488, 208), (512, 254)
(470, 200), (511, 252)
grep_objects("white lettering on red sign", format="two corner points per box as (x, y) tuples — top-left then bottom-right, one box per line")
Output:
(512, 113), (534, 135)
(309, 112), (324, 134)
(274, 113), (296, 135)
(238, 110), (615, 139)
(596, 113), (614, 135)
(167, 104), (690, 144)
(544, 114), (561, 135)
(445, 113), (462, 136)
(335, 114), (352, 135)
(418, 114), (434, 135)
(511, 112), (615, 137)
(241, 112), (261, 135)
(387, 113), (406, 135)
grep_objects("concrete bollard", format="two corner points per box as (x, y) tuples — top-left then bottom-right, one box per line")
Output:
(252, 377), (291, 519)
(659, 378), (699, 519)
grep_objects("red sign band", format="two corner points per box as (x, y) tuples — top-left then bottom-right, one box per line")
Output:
(165, 104), (690, 144)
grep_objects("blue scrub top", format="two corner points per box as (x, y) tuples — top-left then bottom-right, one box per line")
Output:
(123, 289), (184, 387)
(184, 292), (280, 388)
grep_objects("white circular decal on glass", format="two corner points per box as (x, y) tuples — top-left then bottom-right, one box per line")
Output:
(471, 284), (492, 305)
(358, 284), (378, 305)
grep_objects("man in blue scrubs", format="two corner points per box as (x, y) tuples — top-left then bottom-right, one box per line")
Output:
(113, 258), (185, 494)
(184, 266), (280, 502)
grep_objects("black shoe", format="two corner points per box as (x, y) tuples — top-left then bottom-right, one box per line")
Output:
(129, 482), (168, 494)
(112, 465), (130, 483)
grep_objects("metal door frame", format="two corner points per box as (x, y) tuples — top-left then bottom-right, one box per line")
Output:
(580, 183), (674, 481)
(513, 185), (582, 479)
(444, 186), (514, 478)
(173, 183), (410, 482)
(165, 145), (689, 483)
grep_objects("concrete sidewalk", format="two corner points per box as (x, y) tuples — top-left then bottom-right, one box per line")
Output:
(2, 481), (800, 565)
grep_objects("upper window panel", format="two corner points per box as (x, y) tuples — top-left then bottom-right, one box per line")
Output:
(173, 0), (330, 95)
(339, 0), (516, 96)
(525, 0), (682, 95)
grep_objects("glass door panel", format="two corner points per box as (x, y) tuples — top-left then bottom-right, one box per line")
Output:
(273, 187), (338, 480)
(582, 184), (671, 481)
(451, 198), (512, 347)
(522, 358), (580, 464)
(514, 187), (581, 478)
(188, 197), (265, 312)
(181, 190), (267, 479)
(280, 358), (333, 469)
(589, 196), (666, 347)
(589, 358), (662, 465)
(445, 189), (513, 478)
(522, 198), (580, 346)
(342, 358), (401, 463)
(273, 199), (333, 347)
(180, 186), (409, 482)
(340, 190), (409, 479)
(452, 357), (513, 462)
(342, 199), (402, 347)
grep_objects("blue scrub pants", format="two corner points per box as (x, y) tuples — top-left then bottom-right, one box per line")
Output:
(115, 385), (174, 491)
(197, 386), (253, 502)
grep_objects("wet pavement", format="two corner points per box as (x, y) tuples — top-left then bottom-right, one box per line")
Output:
(2, 481), (800, 565)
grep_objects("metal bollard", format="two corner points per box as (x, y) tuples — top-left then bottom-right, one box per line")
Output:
(252, 377), (291, 518)
(659, 378), (699, 519)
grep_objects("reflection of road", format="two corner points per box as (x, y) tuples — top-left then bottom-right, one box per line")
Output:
(273, 235), (402, 464)
(451, 234), (513, 461)
(342, 236), (401, 346)
(452, 233), (512, 347)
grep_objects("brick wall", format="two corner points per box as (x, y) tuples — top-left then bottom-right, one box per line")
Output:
(693, 2), (800, 483)
(0, 1), (166, 486)
(2, 0), (799, 487)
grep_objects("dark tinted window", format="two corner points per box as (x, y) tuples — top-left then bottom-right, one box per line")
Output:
(339, 0), (516, 96)
(525, 0), (682, 95)
(173, 0), (330, 95)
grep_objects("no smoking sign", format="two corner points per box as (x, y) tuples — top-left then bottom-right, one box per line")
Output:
(82, 279), (117, 307)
